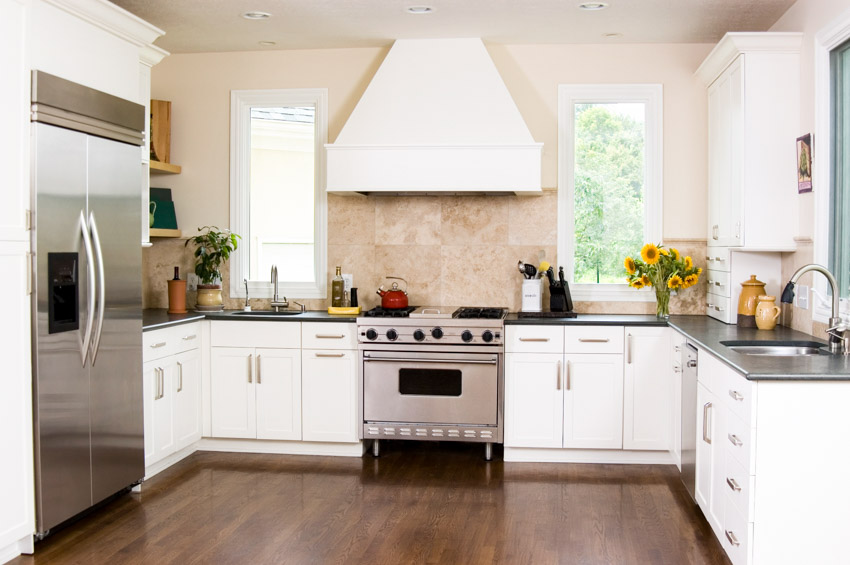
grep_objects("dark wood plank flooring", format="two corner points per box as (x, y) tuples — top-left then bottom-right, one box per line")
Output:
(12, 442), (730, 564)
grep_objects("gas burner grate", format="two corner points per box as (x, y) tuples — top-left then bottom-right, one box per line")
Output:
(453, 307), (508, 319)
(363, 306), (417, 318)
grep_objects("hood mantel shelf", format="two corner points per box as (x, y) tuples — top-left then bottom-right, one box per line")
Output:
(325, 38), (542, 195)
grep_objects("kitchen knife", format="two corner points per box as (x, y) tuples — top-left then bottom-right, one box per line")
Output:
(546, 266), (555, 286)
(559, 266), (566, 288)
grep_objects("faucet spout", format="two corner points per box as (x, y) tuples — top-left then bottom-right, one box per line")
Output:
(784, 264), (843, 352)
(270, 264), (289, 312)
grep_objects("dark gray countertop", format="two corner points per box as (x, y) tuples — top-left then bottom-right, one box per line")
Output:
(668, 315), (850, 381)
(143, 308), (358, 331)
(506, 313), (666, 326)
(143, 310), (206, 331)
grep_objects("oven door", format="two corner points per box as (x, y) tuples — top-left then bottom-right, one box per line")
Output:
(362, 350), (499, 426)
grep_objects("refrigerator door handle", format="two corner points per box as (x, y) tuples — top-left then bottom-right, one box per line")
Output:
(88, 211), (106, 365)
(78, 210), (96, 367)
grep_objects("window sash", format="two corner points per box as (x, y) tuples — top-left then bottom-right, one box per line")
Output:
(829, 39), (850, 302)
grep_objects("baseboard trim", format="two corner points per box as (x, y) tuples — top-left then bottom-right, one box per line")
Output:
(0, 534), (34, 565)
(504, 447), (675, 464)
(144, 443), (199, 480)
(197, 438), (366, 457)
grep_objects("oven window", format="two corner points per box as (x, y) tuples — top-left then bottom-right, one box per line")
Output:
(398, 369), (462, 396)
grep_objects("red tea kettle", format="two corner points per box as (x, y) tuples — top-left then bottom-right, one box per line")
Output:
(376, 276), (409, 309)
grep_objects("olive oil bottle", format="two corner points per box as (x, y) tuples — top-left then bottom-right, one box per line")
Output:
(331, 266), (344, 307)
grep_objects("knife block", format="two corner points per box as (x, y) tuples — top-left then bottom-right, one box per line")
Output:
(549, 283), (574, 313)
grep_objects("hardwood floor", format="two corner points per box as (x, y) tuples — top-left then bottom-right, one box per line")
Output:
(12, 442), (729, 564)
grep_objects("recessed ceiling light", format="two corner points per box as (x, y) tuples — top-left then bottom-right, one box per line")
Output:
(406, 6), (433, 14)
(578, 2), (608, 10)
(241, 11), (271, 20)
(259, 41), (276, 46)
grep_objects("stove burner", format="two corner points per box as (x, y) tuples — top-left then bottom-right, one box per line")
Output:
(453, 307), (508, 319)
(363, 306), (417, 318)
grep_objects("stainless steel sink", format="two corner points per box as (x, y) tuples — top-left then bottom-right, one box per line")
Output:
(720, 340), (830, 356)
(232, 310), (302, 316)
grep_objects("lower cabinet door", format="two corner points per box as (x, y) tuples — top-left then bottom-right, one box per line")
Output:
(210, 347), (257, 439)
(255, 348), (301, 441)
(173, 348), (202, 451)
(302, 350), (357, 442)
(504, 353), (563, 448)
(623, 327), (671, 450)
(696, 382), (717, 524)
(143, 359), (174, 467)
(563, 354), (624, 449)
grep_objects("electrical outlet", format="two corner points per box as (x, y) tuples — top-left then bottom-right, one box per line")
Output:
(187, 273), (199, 291)
(342, 274), (353, 292)
(797, 285), (809, 310)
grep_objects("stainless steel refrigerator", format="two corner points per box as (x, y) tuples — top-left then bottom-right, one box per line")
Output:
(30, 71), (145, 537)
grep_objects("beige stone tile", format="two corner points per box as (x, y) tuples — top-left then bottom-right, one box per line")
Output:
(373, 245), (442, 307)
(441, 195), (509, 244)
(375, 197), (441, 245)
(508, 191), (558, 246)
(327, 194), (375, 245)
(440, 245), (517, 309)
(143, 238), (196, 309)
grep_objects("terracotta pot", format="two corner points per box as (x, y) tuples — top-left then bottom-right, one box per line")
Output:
(755, 295), (781, 330)
(737, 275), (766, 327)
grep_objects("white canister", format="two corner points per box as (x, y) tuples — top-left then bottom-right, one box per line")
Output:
(521, 279), (543, 312)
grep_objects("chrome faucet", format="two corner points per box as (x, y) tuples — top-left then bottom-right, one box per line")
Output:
(781, 264), (845, 353)
(270, 265), (289, 311)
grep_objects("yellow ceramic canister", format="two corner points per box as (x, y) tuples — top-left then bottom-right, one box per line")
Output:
(755, 295), (782, 330)
(737, 275), (766, 327)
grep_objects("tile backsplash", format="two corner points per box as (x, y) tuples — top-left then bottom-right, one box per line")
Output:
(143, 192), (707, 315)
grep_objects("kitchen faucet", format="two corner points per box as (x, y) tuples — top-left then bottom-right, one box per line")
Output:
(270, 265), (289, 311)
(781, 264), (847, 353)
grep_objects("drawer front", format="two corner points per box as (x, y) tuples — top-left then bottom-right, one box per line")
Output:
(722, 501), (753, 565)
(172, 322), (201, 354)
(210, 320), (301, 348)
(302, 322), (357, 350)
(564, 326), (623, 354)
(706, 247), (731, 272)
(506, 325), (563, 353)
(719, 369), (755, 427)
(723, 453), (754, 519)
(143, 327), (176, 361)
(706, 269), (731, 298)
(706, 293), (732, 323)
(724, 411), (754, 475)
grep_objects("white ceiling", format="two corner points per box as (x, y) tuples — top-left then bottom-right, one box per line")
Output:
(111, 0), (796, 54)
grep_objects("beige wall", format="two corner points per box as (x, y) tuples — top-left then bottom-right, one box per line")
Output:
(146, 42), (713, 311)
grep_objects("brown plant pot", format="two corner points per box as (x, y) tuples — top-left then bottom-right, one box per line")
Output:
(196, 284), (223, 310)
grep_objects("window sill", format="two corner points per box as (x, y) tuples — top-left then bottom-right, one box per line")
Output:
(569, 284), (657, 303)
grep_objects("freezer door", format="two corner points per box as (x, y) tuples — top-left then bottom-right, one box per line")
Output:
(87, 134), (144, 504)
(32, 123), (94, 532)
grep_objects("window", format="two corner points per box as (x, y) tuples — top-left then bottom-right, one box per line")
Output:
(230, 89), (328, 299)
(829, 38), (850, 305)
(557, 84), (662, 301)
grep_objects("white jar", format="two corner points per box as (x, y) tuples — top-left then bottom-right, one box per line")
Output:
(521, 279), (543, 312)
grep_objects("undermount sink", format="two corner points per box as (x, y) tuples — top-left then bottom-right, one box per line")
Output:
(232, 310), (302, 316)
(720, 340), (830, 356)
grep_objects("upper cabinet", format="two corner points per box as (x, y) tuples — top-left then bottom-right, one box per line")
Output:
(696, 33), (802, 251)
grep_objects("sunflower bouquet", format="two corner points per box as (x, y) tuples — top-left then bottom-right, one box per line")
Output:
(624, 243), (701, 318)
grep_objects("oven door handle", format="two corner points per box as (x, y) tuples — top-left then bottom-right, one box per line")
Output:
(363, 357), (498, 365)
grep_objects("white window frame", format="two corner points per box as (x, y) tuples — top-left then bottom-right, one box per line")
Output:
(557, 84), (663, 302)
(814, 11), (850, 324)
(230, 88), (328, 299)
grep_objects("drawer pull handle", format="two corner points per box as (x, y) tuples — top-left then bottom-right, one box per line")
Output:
(150, 342), (166, 349)
(579, 338), (610, 343)
(315, 352), (346, 358)
(519, 337), (549, 342)
(556, 360), (561, 390)
(725, 530), (741, 547)
(256, 354), (261, 384)
(176, 361), (183, 392)
(182, 334), (197, 341)
(702, 402), (712, 444)
(726, 477), (742, 492)
(315, 334), (345, 339)
(729, 390), (744, 401)
(248, 354), (253, 384)
(728, 433), (743, 447)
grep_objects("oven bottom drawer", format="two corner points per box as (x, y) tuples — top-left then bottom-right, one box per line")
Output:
(363, 423), (502, 443)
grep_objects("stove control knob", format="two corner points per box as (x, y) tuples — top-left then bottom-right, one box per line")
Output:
(431, 327), (443, 339)
(365, 329), (378, 341)
(482, 330), (494, 343)
(461, 330), (474, 343)
(413, 329), (426, 342)
(386, 329), (399, 341)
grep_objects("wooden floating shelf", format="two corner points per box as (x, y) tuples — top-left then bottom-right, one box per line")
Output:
(149, 228), (182, 238)
(150, 160), (181, 174)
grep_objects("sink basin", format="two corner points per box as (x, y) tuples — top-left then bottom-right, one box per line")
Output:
(232, 310), (302, 316)
(720, 340), (830, 356)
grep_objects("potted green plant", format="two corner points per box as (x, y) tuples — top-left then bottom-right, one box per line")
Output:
(185, 226), (240, 310)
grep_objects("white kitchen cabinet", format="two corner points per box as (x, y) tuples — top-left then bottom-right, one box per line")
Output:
(697, 33), (801, 251)
(143, 322), (203, 470)
(255, 349), (301, 440)
(504, 352), (563, 448)
(563, 353), (623, 449)
(623, 327), (671, 450)
(704, 247), (783, 324)
(695, 382), (716, 527)
(210, 347), (255, 438)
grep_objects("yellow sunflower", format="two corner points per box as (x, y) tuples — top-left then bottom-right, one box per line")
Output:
(641, 275), (651, 286)
(684, 256), (693, 270)
(624, 256), (636, 275)
(670, 248), (680, 260)
(631, 279), (645, 289)
(696, 267), (703, 276)
(659, 248), (669, 256)
(641, 243), (660, 265)
(668, 275), (683, 289)
(684, 274), (698, 288)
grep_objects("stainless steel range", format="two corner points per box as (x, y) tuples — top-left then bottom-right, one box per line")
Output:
(357, 306), (506, 460)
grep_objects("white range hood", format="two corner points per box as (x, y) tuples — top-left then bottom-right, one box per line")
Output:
(326, 38), (542, 195)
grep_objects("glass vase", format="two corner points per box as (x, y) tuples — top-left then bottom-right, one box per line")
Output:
(655, 287), (671, 319)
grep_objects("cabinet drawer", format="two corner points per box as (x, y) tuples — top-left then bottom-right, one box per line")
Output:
(719, 369), (755, 428)
(210, 321), (300, 348)
(172, 323), (201, 354)
(722, 500), (753, 565)
(723, 453), (754, 519)
(706, 294), (732, 323)
(724, 411), (754, 474)
(506, 325), (563, 353)
(706, 269), (731, 298)
(564, 326), (623, 354)
(144, 323), (200, 361)
(706, 247), (731, 272)
(302, 322), (357, 350)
